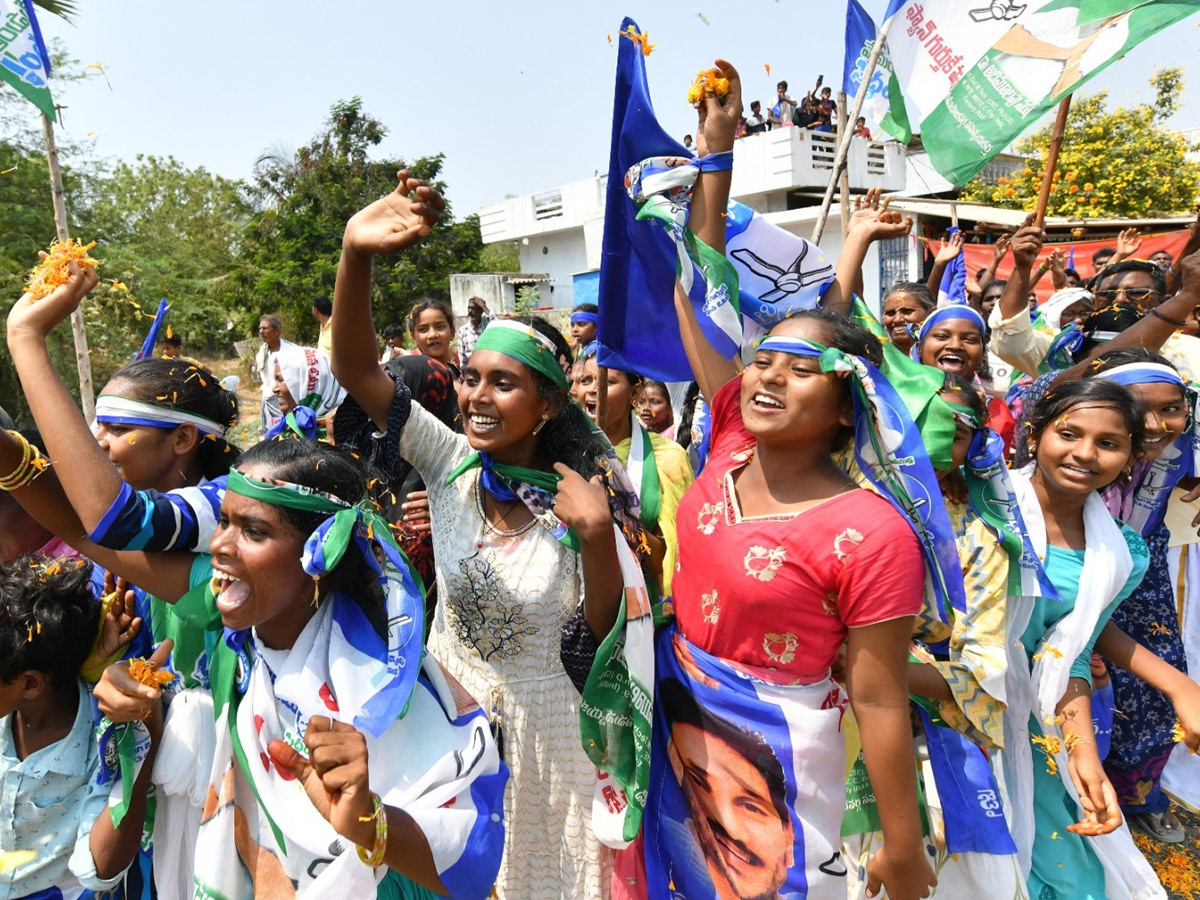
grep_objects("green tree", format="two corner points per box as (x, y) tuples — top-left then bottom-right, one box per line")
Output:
(960, 67), (1200, 218)
(74, 154), (251, 365)
(234, 97), (483, 343)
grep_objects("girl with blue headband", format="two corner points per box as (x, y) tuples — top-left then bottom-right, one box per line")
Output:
(1075, 349), (1200, 845)
(590, 59), (936, 900)
(6, 266), (508, 900)
(569, 303), (599, 351)
(330, 172), (651, 900)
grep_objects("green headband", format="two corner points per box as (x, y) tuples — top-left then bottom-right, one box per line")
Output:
(474, 320), (569, 390)
(226, 468), (352, 513)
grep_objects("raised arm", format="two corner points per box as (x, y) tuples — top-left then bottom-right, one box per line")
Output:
(827, 188), (913, 318)
(977, 234), (1010, 289)
(925, 230), (964, 296)
(674, 59), (742, 405)
(997, 215), (1044, 321)
(332, 171), (444, 432)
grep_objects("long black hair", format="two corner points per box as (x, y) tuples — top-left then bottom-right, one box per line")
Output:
(107, 358), (241, 479)
(236, 439), (389, 637)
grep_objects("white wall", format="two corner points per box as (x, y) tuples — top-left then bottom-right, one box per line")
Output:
(517, 231), (593, 308)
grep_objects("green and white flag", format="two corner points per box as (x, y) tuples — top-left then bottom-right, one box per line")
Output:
(879, 0), (1200, 184)
(0, 0), (55, 120)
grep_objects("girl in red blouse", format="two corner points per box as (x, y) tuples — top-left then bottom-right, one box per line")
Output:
(597, 59), (936, 900)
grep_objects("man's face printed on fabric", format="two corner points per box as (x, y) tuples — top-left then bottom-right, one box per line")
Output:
(667, 717), (794, 900)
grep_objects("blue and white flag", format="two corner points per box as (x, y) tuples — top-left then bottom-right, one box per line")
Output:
(843, 0), (895, 137)
(937, 226), (967, 306)
(136, 298), (170, 361)
(598, 17), (834, 382)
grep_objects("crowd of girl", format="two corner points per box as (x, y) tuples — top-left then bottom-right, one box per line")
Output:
(3, 57), (1200, 900)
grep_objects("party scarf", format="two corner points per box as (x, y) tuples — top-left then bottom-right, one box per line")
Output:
(264, 406), (318, 441)
(625, 413), (661, 529)
(757, 335), (966, 622)
(1003, 470), (1163, 898)
(623, 155), (743, 360)
(474, 318), (570, 390)
(95, 394), (227, 437)
(965, 427), (1061, 600)
(273, 344), (344, 419)
(1038, 324), (1085, 375)
(446, 451), (579, 550)
(1095, 363), (1199, 536)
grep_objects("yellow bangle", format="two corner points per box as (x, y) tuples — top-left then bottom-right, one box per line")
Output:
(0, 431), (47, 492)
(355, 793), (388, 868)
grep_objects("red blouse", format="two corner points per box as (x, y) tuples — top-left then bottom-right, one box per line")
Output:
(672, 377), (924, 681)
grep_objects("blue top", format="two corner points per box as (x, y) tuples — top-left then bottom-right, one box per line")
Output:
(1019, 523), (1149, 685)
(0, 683), (125, 898)
(88, 477), (226, 553)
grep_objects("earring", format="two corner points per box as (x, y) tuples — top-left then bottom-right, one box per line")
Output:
(311, 576), (322, 608)
(531, 413), (550, 436)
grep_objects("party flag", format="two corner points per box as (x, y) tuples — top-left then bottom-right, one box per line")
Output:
(0, 0), (54, 120)
(879, 0), (1200, 184)
(136, 298), (171, 361)
(938, 225), (967, 306)
(843, 0), (895, 135)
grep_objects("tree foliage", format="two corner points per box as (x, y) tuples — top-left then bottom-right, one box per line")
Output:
(232, 97), (483, 344)
(960, 68), (1200, 218)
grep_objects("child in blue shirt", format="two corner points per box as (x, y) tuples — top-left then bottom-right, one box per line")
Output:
(0, 556), (156, 900)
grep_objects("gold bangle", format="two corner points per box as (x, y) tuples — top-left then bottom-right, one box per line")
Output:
(0, 431), (47, 492)
(355, 793), (388, 868)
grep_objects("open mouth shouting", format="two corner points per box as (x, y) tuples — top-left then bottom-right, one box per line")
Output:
(211, 567), (250, 613)
(935, 351), (966, 374)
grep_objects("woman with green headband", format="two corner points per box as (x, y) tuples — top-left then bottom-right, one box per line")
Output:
(4, 267), (508, 900)
(330, 172), (648, 900)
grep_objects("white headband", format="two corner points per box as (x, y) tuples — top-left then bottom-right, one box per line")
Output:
(94, 395), (227, 437)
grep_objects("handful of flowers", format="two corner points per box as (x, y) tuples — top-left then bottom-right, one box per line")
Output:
(686, 68), (730, 105)
(128, 656), (174, 688)
(26, 238), (98, 301)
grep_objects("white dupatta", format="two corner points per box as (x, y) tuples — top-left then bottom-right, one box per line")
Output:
(1004, 469), (1164, 900)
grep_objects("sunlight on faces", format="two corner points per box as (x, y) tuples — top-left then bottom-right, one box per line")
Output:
(1126, 381), (1188, 462)
(209, 465), (317, 649)
(1092, 269), (1161, 310)
(920, 319), (984, 379)
(1032, 404), (1134, 497)
(570, 319), (596, 347)
(740, 317), (854, 448)
(639, 383), (674, 433)
(667, 722), (794, 900)
(881, 292), (928, 354)
(93, 377), (194, 491)
(412, 308), (455, 364)
(459, 349), (553, 461)
(272, 360), (297, 415)
(576, 357), (637, 436)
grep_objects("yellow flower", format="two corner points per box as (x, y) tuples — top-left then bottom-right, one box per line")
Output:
(1004, 187), (1015, 197)
(1066, 171), (1077, 181)
(26, 238), (99, 301)
(1022, 167), (1033, 176)
(1069, 185), (1080, 194)
(997, 176), (1008, 184)
(1084, 182), (1095, 191)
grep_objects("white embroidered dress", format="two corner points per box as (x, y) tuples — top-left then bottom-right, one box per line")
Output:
(398, 400), (607, 899)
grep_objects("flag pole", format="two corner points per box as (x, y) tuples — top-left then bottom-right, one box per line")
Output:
(597, 365), (608, 425)
(837, 91), (852, 239)
(40, 111), (95, 421)
(811, 14), (895, 245)
(1032, 95), (1072, 229)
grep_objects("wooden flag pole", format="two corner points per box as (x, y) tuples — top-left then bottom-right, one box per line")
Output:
(597, 364), (608, 426)
(40, 111), (95, 421)
(837, 91), (852, 239)
(811, 14), (895, 246)
(1032, 95), (1072, 229)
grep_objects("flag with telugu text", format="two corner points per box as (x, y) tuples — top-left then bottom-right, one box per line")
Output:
(880, 0), (1200, 185)
(843, 0), (895, 137)
(0, 0), (54, 120)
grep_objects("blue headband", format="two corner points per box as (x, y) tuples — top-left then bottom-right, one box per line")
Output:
(571, 311), (600, 326)
(910, 305), (986, 361)
(1094, 362), (1186, 389)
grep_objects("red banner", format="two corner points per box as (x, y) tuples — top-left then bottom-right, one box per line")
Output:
(931, 229), (1189, 303)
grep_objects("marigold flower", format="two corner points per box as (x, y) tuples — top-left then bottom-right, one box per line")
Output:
(687, 68), (731, 105)
(1069, 185), (1080, 194)
(26, 238), (98, 301)
(1083, 182), (1095, 192)
(128, 657), (174, 688)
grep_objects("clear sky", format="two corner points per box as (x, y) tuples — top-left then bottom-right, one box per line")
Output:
(29, 1), (1200, 220)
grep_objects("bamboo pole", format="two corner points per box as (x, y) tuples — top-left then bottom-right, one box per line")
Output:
(597, 365), (608, 426)
(1032, 95), (1072, 229)
(40, 112), (95, 421)
(837, 91), (852, 239)
(811, 15), (894, 245)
